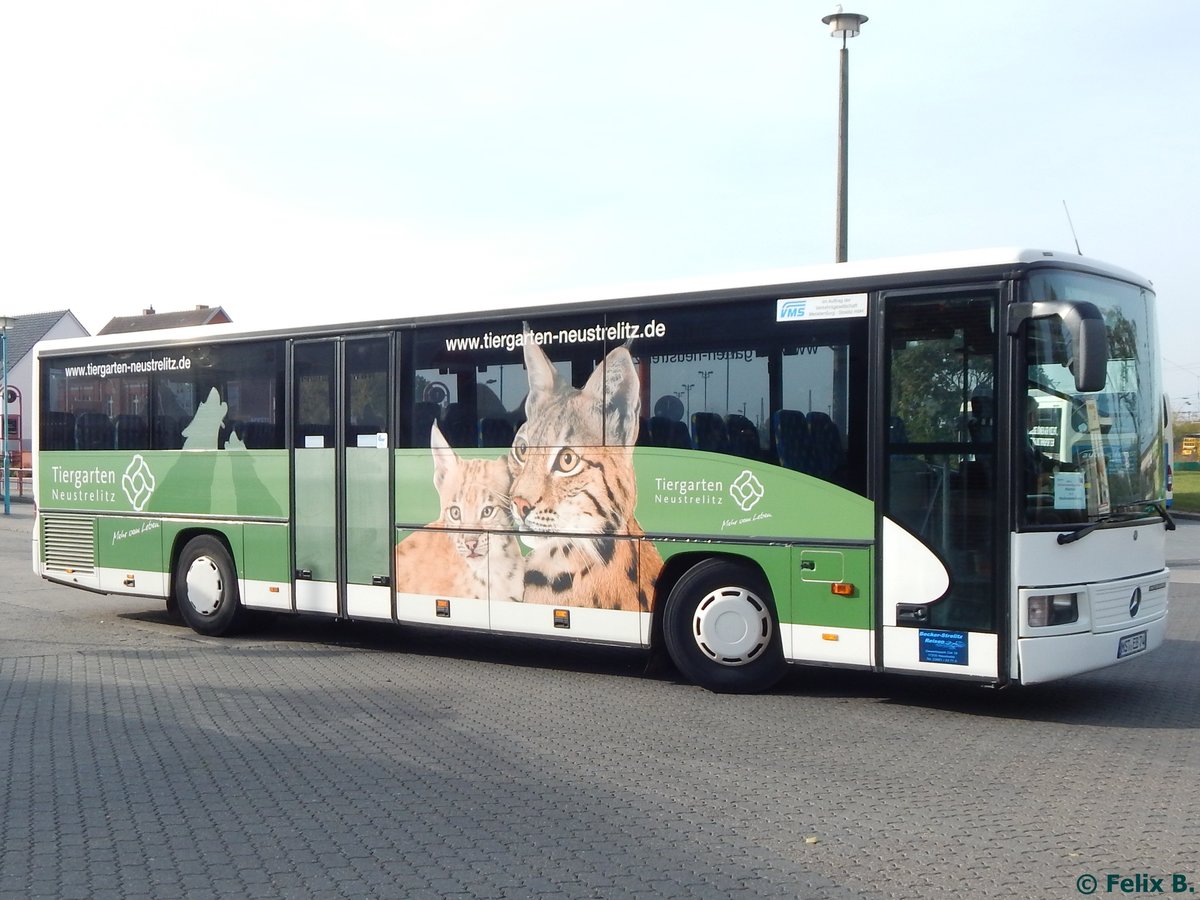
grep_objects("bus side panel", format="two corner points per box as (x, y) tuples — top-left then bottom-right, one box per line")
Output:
(242, 523), (293, 611)
(392, 447), (496, 632)
(92, 518), (291, 612)
(37, 450), (290, 520)
(96, 515), (167, 597)
(634, 448), (877, 665)
(647, 541), (874, 666)
(39, 448), (290, 607)
(392, 444), (880, 650)
(633, 448), (875, 543)
(786, 545), (874, 667)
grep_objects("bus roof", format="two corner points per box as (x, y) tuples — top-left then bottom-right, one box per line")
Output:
(36, 246), (1152, 356)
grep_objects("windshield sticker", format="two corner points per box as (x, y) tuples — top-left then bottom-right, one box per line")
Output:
(1054, 471), (1085, 509)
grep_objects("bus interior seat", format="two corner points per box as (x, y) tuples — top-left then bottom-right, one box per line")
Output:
(647, 416), (691, 449)
(691, 412), (728, 453)
(74, 412), (113, 451)
(805, 411), (844, 480)
(725, 414), (760, 459)
(113, 414), (149, 450)
(772, 409), (809, 471)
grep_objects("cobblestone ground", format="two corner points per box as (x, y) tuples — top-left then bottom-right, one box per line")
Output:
(2, 504), (1198, 899)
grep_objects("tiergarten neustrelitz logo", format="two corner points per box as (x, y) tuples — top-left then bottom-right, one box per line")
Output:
(122, 455), (157, 512)
(729, 470), (765, 512)
(652, 470), (771, 531)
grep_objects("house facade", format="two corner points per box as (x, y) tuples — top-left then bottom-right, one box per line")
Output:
(4, 311), (90, 463)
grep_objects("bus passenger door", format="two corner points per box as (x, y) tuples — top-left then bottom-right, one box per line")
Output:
(292, 337), (394, 620)
(879, 290), (1002, 680)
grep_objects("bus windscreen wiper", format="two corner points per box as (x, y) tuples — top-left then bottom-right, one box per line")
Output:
(1058, 505), (1170, 545)
(1152, 501), (1176, 531)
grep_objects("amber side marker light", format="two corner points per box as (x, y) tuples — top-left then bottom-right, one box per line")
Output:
(830, 583), (855, 596)
(435, 599), (451, 618)
(553, 609), (571, 629)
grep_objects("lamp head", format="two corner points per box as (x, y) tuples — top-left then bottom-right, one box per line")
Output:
(822, 6), (868, 39)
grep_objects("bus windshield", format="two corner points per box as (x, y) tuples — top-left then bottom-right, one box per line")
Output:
(1022, 270), (1163, 525)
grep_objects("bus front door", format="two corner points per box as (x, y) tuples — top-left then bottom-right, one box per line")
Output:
(879, 289), (1002, 680)
(292, 337), (394, 620)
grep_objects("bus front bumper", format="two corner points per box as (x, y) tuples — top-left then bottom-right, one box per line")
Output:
(1016, 615), (1167, 684)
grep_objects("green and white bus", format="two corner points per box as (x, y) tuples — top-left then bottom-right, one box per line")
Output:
(32, 248), (1171, 692)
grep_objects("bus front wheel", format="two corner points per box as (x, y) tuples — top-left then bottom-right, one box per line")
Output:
(662, 559), (787, 694)
(174, 536), (243, 637)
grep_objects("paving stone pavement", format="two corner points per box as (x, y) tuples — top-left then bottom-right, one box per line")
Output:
(2, 503), (1198, 899)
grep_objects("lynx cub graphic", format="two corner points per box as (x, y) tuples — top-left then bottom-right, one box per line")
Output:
(393, 423), (524, 602)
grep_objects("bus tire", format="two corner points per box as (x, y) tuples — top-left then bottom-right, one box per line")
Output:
(175, 535), (243, 637)
(662, 559), (786, 694)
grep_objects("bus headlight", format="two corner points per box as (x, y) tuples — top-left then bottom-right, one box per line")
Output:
(1028, 593), (1079, 627)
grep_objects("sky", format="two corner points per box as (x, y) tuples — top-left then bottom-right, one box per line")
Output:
(3, 1), (1199, 408)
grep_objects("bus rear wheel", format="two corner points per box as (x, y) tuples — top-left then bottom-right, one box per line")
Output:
(663, 559), (786, 694)
(175, 535), (243, 636)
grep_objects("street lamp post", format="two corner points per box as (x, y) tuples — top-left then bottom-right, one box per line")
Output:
(0, 315), (13, 516)
(698, 370), (713, 411)
(821, 6), (868, 264)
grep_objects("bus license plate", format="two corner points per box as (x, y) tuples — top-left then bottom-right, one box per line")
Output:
(1117, 630), (1147, 659)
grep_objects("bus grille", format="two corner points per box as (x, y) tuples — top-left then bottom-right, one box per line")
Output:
(42, 516), (97, 574)
(1091, 575), (1168, 631)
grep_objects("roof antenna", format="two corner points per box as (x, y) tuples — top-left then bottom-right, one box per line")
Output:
(1062, 200), (1083, 255)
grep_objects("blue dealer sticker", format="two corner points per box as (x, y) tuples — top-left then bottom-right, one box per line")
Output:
(918, 630), (968, 666)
